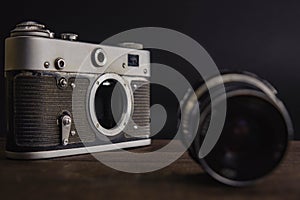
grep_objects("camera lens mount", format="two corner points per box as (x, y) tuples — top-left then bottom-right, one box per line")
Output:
(89, 73), (133, 137)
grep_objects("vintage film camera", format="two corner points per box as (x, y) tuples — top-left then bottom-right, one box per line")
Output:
(5, 21), (294, 187)
(5, 21), (151, 159)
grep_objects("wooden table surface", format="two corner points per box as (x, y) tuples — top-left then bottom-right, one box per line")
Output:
(0, 138), (299, 200)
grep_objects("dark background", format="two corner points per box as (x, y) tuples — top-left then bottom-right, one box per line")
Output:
(0, 0), (300, 140)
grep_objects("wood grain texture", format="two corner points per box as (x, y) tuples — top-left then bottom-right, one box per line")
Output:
(0, 138), (299, 200)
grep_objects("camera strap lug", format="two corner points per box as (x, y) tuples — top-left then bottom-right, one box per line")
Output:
(60, 115), (72, 146)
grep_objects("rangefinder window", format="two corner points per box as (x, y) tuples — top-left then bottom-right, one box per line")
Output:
(128, 54), (139, 67)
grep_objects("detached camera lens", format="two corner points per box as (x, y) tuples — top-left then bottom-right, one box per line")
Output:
(181, 72), (293, 186)
(203, 96), (288, 183)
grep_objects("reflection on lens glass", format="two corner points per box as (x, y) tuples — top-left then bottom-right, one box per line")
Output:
(94, 79), (126, 129)
(203, 95), (288, 182)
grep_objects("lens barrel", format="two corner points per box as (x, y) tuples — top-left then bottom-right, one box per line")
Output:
(181, 71), (293, 186)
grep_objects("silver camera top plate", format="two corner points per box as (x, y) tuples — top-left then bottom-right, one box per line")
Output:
(5, 22), (150, 77)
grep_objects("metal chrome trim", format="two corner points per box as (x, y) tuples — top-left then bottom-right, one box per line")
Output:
(5, 36), (150, 77)
(6, 139), (151, 160)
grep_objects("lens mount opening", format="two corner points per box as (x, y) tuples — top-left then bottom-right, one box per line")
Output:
(89, 73), (133, 137)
